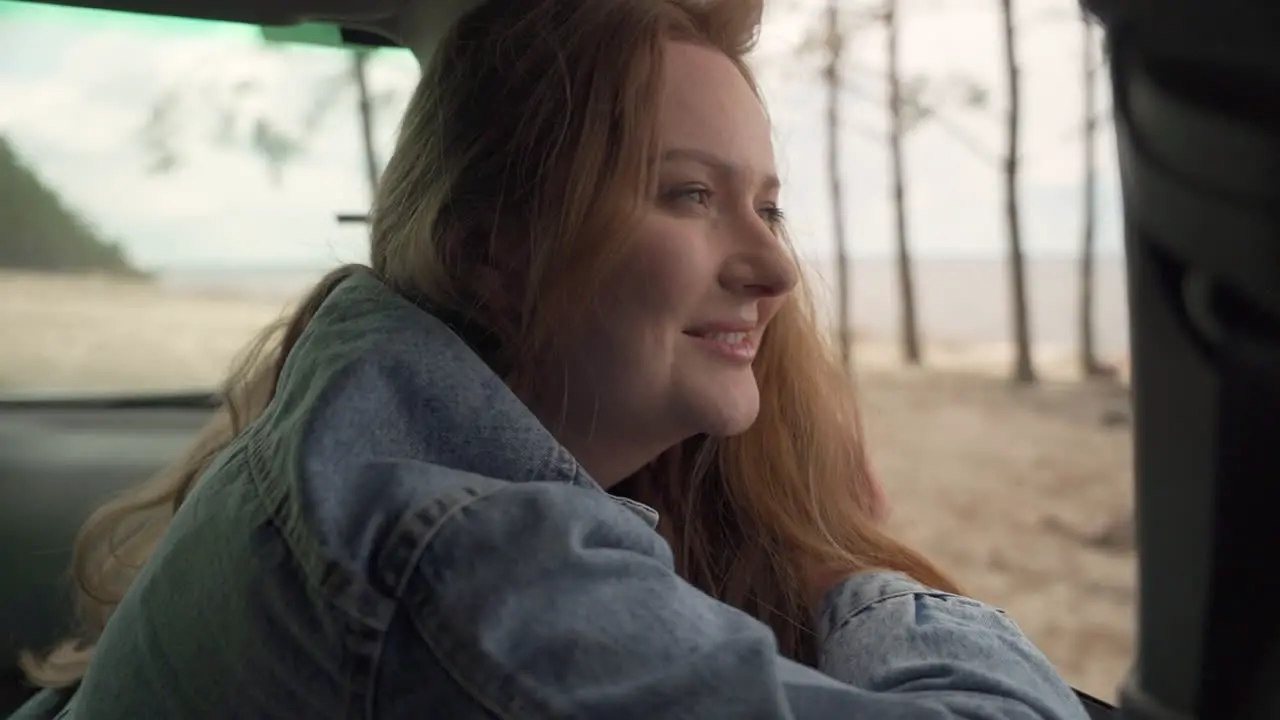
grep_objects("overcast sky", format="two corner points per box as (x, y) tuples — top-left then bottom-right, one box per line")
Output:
(0, 0), (1124, 270)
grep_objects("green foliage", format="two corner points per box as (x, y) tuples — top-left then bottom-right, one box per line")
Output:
(0, 136), (140, 275)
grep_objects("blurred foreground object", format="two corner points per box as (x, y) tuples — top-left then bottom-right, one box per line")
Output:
(1085, 0), (1280, 718)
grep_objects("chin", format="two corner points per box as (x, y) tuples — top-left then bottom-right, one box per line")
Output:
(692, 384), (761, 437)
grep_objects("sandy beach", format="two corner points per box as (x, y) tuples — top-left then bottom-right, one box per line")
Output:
(0, 270), (1135, 702)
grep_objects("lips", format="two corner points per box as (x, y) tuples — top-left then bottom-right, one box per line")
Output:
(683, 325), (760, 362)
(683, 322), (758, 338)
(687, 330), (750, 344)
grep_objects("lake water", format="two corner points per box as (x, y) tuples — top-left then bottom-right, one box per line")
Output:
(159, 253), (1131, 359)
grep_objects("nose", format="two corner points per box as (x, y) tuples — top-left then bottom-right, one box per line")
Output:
(718, 216), (799, 299)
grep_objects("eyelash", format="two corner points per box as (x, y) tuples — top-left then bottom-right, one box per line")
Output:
(667, 185), (786, 226)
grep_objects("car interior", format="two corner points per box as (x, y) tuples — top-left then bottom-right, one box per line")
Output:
(2, 0), (1278, 718)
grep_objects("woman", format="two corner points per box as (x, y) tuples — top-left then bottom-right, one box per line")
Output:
(16, 0), (1087, 717)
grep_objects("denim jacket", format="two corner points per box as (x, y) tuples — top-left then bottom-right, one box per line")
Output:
(17, 269), (1088, 719)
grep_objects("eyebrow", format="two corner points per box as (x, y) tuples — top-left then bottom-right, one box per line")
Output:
(661, 147), (781, 193)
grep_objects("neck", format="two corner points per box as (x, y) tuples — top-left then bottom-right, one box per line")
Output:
(505, 363), (686, 490)
(519, 393), (681, 489)
(539, 423), (668, 489)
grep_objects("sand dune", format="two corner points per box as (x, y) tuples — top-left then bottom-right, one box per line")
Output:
(0, 271), (1134, 701)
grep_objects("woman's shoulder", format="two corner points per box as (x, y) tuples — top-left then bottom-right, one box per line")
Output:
(257, 269), (569, 485)
(238, 269), (602, 606)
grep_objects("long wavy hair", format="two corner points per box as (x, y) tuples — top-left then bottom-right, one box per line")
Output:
(22, 0), (957, 687)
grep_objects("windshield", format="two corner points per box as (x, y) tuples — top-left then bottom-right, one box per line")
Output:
(1, 0), (1133, 705)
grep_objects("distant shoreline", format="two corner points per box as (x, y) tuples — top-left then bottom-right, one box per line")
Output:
(2, 265), (1131, 386)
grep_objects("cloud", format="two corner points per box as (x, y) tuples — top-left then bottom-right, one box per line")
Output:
(1, 0), (1123, 269)
(0, 8), (428, 266)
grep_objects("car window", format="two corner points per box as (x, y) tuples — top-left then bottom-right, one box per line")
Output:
(0, 0), (1133, 706)
(0, 3), (418, 394)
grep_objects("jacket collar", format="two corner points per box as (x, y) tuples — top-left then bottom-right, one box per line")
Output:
(292, 267), (658, 528)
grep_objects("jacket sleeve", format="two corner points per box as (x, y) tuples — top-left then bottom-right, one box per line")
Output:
(392, 463), (1089, 719)
(817, 572), (1090, 720)
(4, 688), (73, 720)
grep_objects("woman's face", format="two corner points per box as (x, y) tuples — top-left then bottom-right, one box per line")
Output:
(540, 41), (798, 487)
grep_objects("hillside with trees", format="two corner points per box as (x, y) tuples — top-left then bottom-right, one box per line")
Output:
(0, 136), (138, 274)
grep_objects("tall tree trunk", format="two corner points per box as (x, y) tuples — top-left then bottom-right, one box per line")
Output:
(824, 0), (853, 367)
(351, 50), (380, 200)
(1000, 0), (1035, 384)
(1079, 15), (1103, 377)
(885, 0), (921, 366)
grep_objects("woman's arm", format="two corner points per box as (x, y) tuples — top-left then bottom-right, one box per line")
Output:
(378, 460), (1088, 719)
(817, 572), (1089, 719)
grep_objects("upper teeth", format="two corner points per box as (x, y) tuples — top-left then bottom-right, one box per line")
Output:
(706, 332), (747, 343)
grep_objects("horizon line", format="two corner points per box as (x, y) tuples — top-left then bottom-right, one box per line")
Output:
(143, 249), (1128, 275)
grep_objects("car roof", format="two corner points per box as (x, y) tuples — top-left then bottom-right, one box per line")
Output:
(11, 0), (401, 27)
(11, 0), (486, 62)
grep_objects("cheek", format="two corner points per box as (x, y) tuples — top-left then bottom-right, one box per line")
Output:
(608, 220), (714, 319)
(563, 219), (715, 382)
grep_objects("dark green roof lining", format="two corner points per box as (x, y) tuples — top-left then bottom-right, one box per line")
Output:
(8, 0), (404, 49)
(263, 22), (400, 49)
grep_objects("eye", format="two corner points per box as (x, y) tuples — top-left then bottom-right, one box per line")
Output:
(665, 184), (713, 207)
(759, 203), (786, 227)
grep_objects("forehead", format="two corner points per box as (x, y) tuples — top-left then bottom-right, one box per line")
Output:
(658, 42), (775, 169)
